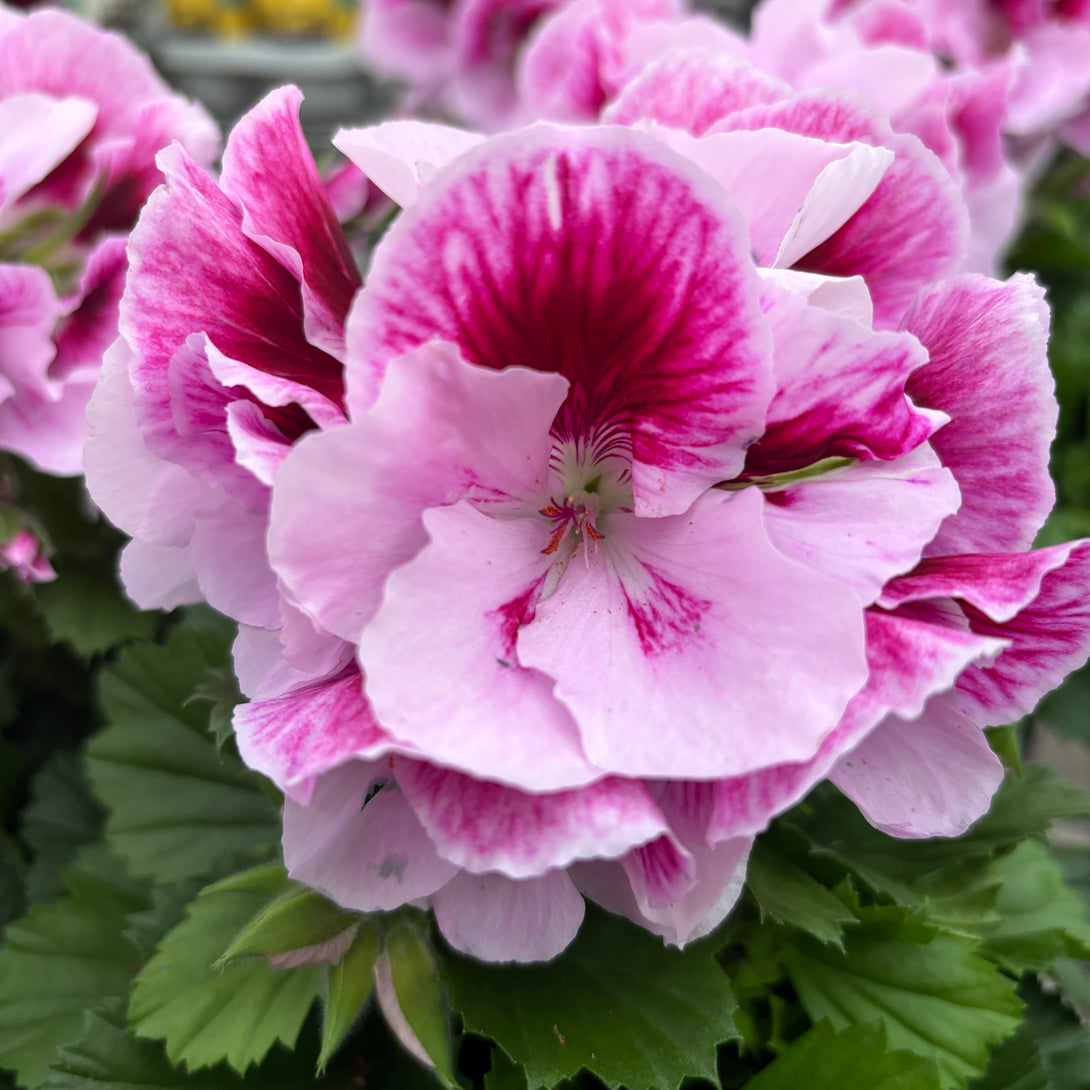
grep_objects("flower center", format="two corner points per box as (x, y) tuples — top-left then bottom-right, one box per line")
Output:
(535, 432), (633, 596)
(539, 490), (606, 558)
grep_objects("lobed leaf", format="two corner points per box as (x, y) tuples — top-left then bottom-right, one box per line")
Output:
(0, 847), (149, 1088)
(441, 904), (738, 1090)
(86, 612), (279, 884)
(783, 905), (1022, 1089)
(742, 1020), (941, 1090)
(129, 869), (323, 1074)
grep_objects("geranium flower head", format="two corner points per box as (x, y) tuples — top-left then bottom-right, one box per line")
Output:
(0, 4), (218, 475)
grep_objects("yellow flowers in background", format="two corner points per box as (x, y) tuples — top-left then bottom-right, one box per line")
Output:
(160, 0), (356, 37)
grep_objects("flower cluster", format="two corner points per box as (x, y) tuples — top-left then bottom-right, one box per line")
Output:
(87, 12), (1090, 959)
(0, 4), (217, 478)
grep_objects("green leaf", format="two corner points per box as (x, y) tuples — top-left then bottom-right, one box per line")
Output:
(39, 997), (323, 1090)
(966, 1023), (1049, 1090)
(795, 770), (1090, 892)
(34, 563), (156, 657)
(742, 1021), (941, 1090)
(783, 904), (1022, 1089)
(20, 749), (103, 906)
(318, 919), (382, 1073)
(746, 838), (856, 948)
(1019, 974), (1090, 1089)
(0, 846), (149, 1088)
(86, 613), (279, 883)
(441, 903), (738, 1090)
(383, 913), (456, 1085)
(0, 832), (25, 933)
(129, 868), (323, 1074)
(218, 882), (359, 965)
(39, 999), (213, 1090)
(484, 1047), (529, 1090)
(985, 839), (1090, 971)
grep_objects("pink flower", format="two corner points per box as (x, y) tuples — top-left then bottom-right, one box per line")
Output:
(0, 5), (218, 474)
(359, 0), (576, 129)
(357, 0), (689, 130)
(229, 120), (1090, 961)
(0, 6), (218, 232)
(896, 0), (1090, 152)
(88, 86), (1090, 963)
(742, 0), (1090, 265)
(0, 526), (54, 583)
(84, 86), (359, 645)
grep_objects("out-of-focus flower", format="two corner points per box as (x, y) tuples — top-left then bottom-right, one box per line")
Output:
(897, 0), (1090, 154)
(0, 4), (218, 475)
(738, 0), (1090, 267)
(359, 0), (574, 128)
(0, 524), (53, 583)
(357, 0), (691, 130)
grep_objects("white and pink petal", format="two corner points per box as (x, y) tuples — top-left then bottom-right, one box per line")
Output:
(347, 124), (773, 518)
(902, 273), (1054, 555)
(518, 487), (868, 780)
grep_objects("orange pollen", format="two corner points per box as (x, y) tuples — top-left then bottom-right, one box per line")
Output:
(539, 496), (605, 556)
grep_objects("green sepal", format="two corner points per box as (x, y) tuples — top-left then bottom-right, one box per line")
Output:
(217, 881), (359, 966)
(383, 911), (457, 1086)
(318, 918), (383, 1073)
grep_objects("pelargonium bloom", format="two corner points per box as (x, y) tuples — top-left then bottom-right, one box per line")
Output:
(885, 0), (1090, 154)
(359, 0), (576, 129)
(741, 0), (1090, 266)
(220, 118), (1090, 962)
(357, 0), (690, 130)
(0, 4), (217, 474)
(84, 85), (359, 663)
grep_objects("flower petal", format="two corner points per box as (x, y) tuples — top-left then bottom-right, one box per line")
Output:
(333, 119), (486, 208)
(762, 445), (960, 605)
(0, 92), (96, 208)
(270, 341), (568, 644)
(357, 500), (600, 791)
(348, 123), (773, 517)
(700, 599), (1003, 844)
(902, 273), (1055, 555)
(84, 338), (209, 550)
(747, 276), (941, 474)
(398, 762), (670, 878)
(830, 692), (1004, 837)
(234, 667), (393, 803)
(123, 140), (344, 441)
(955, 543), (1090, 725)
(718, 93), (967, 327)
(220, 86), (360, 361)
(648, 124), (893, 267)
(572, 836), (751, 945)
(518, 487), (868, 779)
(431, 869), (586, 962)
(283, 762), (459, 912)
